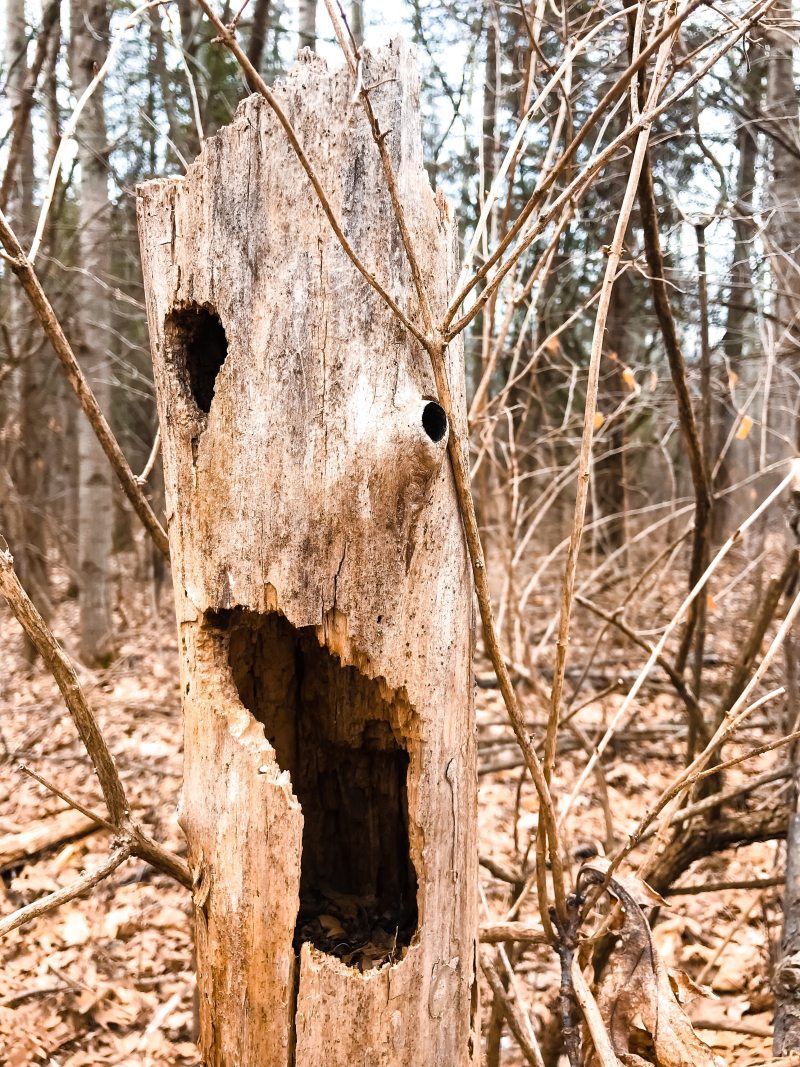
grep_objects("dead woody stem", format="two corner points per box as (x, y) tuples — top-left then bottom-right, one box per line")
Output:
(0, 545), (190, 890)
(0, 209), (169, 558)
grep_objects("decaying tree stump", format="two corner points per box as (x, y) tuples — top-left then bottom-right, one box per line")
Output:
(137, 40), (477, 1066)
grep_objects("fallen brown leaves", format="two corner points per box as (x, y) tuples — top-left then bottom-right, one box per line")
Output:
(0, 571), (195, 1065)
(580, 860), (724, 1067)
(478, 535), (793, 1066)
(0, 536), (794, 1064)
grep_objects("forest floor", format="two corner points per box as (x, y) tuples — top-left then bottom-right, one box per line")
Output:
(0, 542), (792, 1066)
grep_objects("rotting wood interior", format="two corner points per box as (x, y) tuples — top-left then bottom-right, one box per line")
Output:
(207, 608), (419, 971)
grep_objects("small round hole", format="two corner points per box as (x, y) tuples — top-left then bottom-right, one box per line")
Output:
(422, 401), (447, 443)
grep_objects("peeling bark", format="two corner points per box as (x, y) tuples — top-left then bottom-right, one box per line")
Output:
(138, 42), (477, 1066)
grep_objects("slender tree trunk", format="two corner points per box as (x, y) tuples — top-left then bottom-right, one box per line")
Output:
(474, 9), (499, 543)
(765, 2), (800, 447)
(770, 6), (800, 1051)
(298, 0), (317, 51)
(177, 0), (199, 59)
(2, 0), (52, 648)
(691, 223), (712, 703)
(69, 0), (115, 665)
(776, 744), (800, 1052)
(151, 18), (188, 166)
(42, 7), (75, 583)
(715, 52), (761, 538)
(175, 0), (205, 157)
(594, 269), (632, 554)
(350, 0), (364, 47)
(2, 0), (32, 530)
(481, 10), (498, 205)
(3, 0), (34, 238)
(43, 7), (61, 167)
(591, 73), (635, 557)
(246, 0), (272, 86)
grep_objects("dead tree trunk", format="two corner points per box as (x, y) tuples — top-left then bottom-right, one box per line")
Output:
(137, 42), (478, 1067)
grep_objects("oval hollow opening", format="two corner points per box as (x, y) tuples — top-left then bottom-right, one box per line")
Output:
(165, 304), (228, 414)
(422, 401), (447, 443)
(214, 609), (419, 971)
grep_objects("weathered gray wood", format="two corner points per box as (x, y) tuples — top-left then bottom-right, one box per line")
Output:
(137, 41), (477, 1067)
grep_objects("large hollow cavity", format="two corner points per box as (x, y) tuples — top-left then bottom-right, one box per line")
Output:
(165, 303), (228, 414)
(218, 609), (418, 971)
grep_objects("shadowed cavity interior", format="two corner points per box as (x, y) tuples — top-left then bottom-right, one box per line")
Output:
(165, 303), (228, 414)
(208, 609), (418, 971)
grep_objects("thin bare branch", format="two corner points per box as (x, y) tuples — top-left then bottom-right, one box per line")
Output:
(0, 544), (191, 890)
(0, 544), (127, 823)
(480, 923), (548, 945)
(0, 844), (132, 939)
(0, 0), (60, 214)
(637, 143), (711, 675)
(481, 953), (547, 1067)
(0, 208), (169, 557)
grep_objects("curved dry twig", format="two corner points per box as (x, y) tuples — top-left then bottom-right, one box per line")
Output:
(0, 843), (133, 939)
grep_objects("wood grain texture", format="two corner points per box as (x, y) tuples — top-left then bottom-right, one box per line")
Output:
(137, 40), (477, 1067)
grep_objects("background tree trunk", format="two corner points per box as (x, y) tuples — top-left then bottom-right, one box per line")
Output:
(298, 0), (317, 52)
(766, 2), (800, 444)
(69, 0), (115, 665)
(2, 0), (54, 655)
(714, 48), (762, 538)
(138, 42), (477, 1066)
(350, 0), (365, 48)
(766, 8), (800, 1050)
(594, 268), (633, 555)
(481, 8), (498, 212)
(246, 0), (272, 87)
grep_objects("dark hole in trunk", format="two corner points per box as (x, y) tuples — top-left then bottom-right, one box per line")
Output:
(217, 609), (418, 970)
(422, 400), (447, 442)
(165, 303), (228, 414)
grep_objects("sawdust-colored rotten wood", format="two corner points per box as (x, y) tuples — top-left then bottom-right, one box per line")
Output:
(137, 42), (477, 1067)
